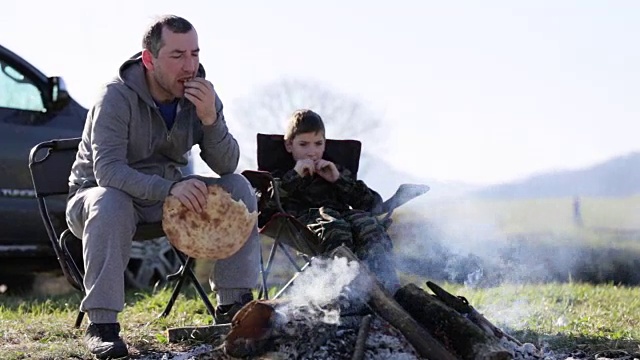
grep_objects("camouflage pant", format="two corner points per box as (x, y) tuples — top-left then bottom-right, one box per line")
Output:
(299, 207), (400, 293)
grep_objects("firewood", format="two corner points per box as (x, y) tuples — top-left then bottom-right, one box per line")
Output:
(329, 246), (458, 360)
(223, 299), (281, 358)
(395, 283), (513, 360)
(426, 281), (522, 346)
(351, 314), (372, 360)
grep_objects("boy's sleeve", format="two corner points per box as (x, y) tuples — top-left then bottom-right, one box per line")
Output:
(334, 168), (383, 212)
(279, 169), (305, 193)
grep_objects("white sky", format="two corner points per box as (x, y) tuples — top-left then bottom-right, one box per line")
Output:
(2, 1), (638, 185)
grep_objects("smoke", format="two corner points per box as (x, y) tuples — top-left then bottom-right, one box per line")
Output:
(391, 196), (640, 287)
(391, 200), (513, 287)
(275, 256), (372, 325)
(477, 298), (533, 331)
(389, 193), (640, 287)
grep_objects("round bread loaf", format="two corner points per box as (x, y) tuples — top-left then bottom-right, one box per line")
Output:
(162, 185), (257, 259)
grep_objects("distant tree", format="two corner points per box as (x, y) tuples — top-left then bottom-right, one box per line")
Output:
(229, 78), (386, 177)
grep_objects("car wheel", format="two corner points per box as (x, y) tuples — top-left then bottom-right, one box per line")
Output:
(125, 237), (181, 289)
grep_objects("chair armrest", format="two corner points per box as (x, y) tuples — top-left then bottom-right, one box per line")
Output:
(242, 170), (274, 195)
(241, 170), (285, 213)
(260, 213), (320, 256)
(376, 183), (430, 215)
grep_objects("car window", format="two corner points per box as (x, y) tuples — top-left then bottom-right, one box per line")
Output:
(0, 60), (45, 112)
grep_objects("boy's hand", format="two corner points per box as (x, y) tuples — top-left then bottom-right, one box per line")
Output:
(294, 159), (316, 177)
(169, 178), (208, 213)
(184, 78), (217, 126)
(315, 159), (339, 183)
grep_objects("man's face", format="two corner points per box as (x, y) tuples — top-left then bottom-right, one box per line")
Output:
(285, 131), (326, 162)
(147, 27), (199, 101)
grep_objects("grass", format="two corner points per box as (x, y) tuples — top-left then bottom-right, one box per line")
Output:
(1, 281), (639, 359)
(0, 285), (219, 359)
(449, 282), (640, 351)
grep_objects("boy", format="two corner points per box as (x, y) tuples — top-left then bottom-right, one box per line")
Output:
(261, 109), (400, 294)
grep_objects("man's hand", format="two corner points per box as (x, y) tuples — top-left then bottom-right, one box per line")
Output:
(315, 159), (339, 183)
(294, 159), (316, 177)
(184, 78), (217, 126)
(169, 178), (208, 213)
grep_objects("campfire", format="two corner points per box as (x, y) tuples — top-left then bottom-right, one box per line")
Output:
(215, 246), (545, 360)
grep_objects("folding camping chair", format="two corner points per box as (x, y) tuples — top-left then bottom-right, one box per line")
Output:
(28, 137), (215, 328)
(242, 133), (430, 299)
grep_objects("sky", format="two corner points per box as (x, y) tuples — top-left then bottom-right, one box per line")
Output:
(2, 1), (639, 185)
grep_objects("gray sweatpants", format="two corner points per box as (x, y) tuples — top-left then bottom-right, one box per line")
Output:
(66, 174), (260, 324)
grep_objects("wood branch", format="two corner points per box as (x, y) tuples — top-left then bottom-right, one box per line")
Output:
(426, 281), (523, 346)
(329, 246), (458, 360)
(395, 283), (513, 360)
(352, 314), (372, 360)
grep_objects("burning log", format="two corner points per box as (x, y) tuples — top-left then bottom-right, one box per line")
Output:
(223, 298), (282, 358)
(426, 281), (523, 346)
(394, 283), (513, 360)
(329, 246), (458, 360)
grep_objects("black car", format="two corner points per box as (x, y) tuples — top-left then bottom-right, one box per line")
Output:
(0, 44), (180, 293)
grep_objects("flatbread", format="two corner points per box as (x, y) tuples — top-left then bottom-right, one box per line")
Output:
(162, 185), (257, 259)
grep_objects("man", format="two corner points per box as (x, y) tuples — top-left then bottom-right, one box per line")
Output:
(66, 15), (259, 359)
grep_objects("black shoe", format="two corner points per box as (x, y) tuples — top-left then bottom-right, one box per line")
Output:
(214, 292), (254, 324)
(84, 323), (128, 359)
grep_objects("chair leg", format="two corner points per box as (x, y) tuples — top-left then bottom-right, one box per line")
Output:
(159, 254), (216, 320)
(160, 259), (189, 318)
(259, 240), (311, 300)
(277, 241), (304, 272)
(183, 259), (216, 318)
(258, 243), (268, 299)
(259, 241), (279, 299)
(273, 261), (311, 299)
(74, 311), (85, 328)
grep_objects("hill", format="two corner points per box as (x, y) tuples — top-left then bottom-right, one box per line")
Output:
(473, 152), (640, 198)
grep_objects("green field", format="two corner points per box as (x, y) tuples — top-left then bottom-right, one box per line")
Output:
(396, 195), (640, 239)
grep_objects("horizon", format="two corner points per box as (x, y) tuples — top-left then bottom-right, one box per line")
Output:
(2, 1), (639, 185)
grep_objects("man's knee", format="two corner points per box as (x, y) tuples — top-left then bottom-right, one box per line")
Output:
(210, 174), (257, 212)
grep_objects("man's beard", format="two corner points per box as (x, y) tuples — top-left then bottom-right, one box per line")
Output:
(155, 72), (181, 101)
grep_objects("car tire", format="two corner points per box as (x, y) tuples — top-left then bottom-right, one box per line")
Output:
(125, 237), (181, 290)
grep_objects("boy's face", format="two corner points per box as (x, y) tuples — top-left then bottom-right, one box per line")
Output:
(285, 131), (326, 162)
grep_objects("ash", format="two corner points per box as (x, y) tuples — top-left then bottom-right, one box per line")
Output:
(260, 312), (419, 360)
(137, 328), (632, 360)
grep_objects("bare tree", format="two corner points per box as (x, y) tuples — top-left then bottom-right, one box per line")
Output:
(230, 78), (386, 176)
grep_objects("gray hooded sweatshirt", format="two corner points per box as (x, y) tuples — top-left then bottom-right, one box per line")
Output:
(68, 54), (239, 201)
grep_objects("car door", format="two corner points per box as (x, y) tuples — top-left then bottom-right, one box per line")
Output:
(0, 47), (85, 254)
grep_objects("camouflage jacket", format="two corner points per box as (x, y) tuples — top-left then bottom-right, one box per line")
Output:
(258, 166), (383, 227)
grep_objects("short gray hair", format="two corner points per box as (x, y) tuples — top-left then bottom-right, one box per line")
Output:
(142, 15), (194, 57)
